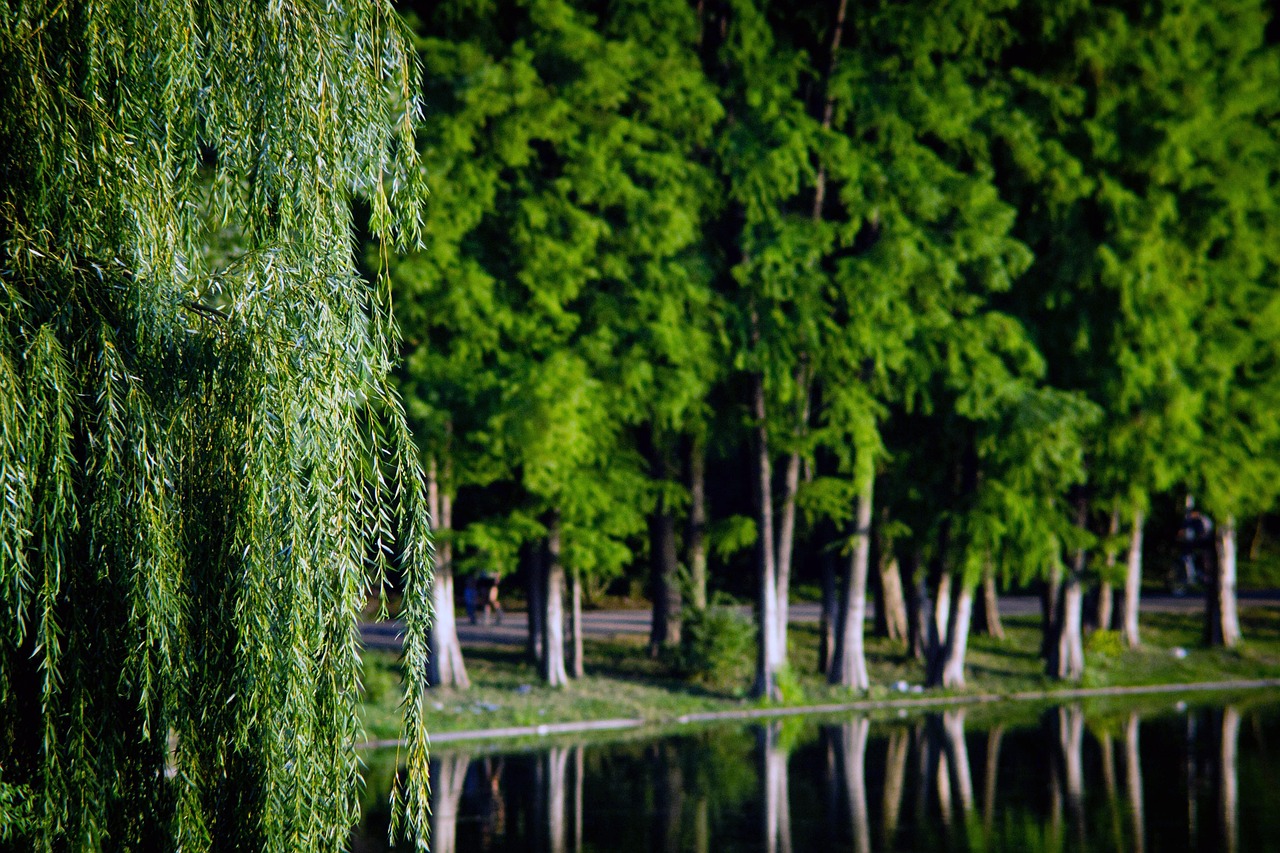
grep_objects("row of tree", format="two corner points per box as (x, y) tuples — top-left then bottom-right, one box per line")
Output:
(389, 0), (1280, 696)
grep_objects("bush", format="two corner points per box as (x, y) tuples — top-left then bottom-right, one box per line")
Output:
(1086, 628), (1124, 658)
(674, 597), (754, 692)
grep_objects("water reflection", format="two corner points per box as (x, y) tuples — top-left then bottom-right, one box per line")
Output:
(353, 698), (1280, 852)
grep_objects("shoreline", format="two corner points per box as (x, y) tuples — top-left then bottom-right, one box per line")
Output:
(359, 676), (1280, 749)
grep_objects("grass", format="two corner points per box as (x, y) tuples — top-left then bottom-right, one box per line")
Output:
(359, 606), (1280, 742)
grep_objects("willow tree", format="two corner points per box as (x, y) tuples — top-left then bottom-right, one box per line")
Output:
(0, 1), (432, 849)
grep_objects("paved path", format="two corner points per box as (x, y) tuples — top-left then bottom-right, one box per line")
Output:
(360, 591), (1280, 651)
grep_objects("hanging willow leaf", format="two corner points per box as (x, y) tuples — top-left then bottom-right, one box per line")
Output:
(0, 1), (432, 850)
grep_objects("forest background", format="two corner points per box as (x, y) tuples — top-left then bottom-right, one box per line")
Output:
(383, 0), (1280, 698)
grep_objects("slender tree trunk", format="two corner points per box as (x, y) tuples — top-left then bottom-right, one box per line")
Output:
(527, 543), (545, 666)
(974, 558), (1004, 640)
(940, 581), (975, 689)
(1096, 508), (1120, 631)
(1125, 712), (1146, 853)
(773, 435), (802, 670)
(649, 437), (682, 656)
(1220, 706), (1240, 853)
(568, 566), (584, 679)
(1049, 497), (1087, 680)
(687, 432), (708, 612)
(1207, 516), (1241, 647)
(819, 541), (837, 674)
(750, 367), (782, 700)
(1122, 510), (1144, 649)
(542, 513), (568, 687)
(1052, 576), (1085, 680)
(1040, 562), (1061, 661)
(427, 458), (469, 688)
(904, 553), (928, 661)
(876, 513), (908, 643)
(925, 570), (951, 685)
(830, 476), (872, 689)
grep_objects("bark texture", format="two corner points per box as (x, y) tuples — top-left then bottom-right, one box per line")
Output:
(1207, 517), (1242, 647)
(830, 477), (873, 689)
(426, 458), (469, 689)
(649, 439), (682, 656)
(1122, 510), (1145, 649)
(940, 582), (975, 689)
(750, 367), (782, 700)
(687, 433), (708, 611)
(974, 561), (1005, 640)
(541, 514), (569, 687)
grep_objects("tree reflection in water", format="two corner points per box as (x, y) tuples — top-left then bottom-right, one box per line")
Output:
(353, 698), (1273, 852)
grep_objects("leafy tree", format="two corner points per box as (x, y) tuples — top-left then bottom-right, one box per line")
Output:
(0, 1), (433, 848)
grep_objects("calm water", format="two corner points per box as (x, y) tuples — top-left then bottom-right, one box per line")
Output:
(354, 696), (1280, 852)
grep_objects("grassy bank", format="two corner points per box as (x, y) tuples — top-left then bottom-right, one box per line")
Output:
(359, 607), (1280, 742)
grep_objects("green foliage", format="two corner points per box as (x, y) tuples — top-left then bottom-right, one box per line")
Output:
(1086, 629), (1124, 659)
(0, 1), (432, 849)
(674, 598), (755, 692)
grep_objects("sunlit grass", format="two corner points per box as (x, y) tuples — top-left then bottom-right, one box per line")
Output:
(360, 607), (1280, 741)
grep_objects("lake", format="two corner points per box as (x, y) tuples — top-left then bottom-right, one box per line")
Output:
(354, 693), (1280, 852)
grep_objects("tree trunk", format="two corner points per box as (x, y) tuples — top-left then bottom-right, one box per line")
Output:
(427, 458), (469, 689)
(877, 557), (910, 644)
(1048, 498), (1087, 681)
(925, 571), (951, 685)
(1040, 563), (1060, 661)
(687, 431), (708, 612)
(1051, 574), (1085, 681)
(974, 559), (1004, 640)
(527, 543), (545, 666)
(903, 553), (927, 661)
(1122, 510), (1144, 649)
(876, 524), (908, 644)
(750, 368), (782, 700)
(568, 566), (584, 679)
(819, 538), (837, 674)
(940, 582), (975, 689)
(541, 513), (569, 687)
(830, 476), (872, 689)
(649, 438), (682, 656)
(1207, 516), (1241, 648)
(1095, 507), (1120, 631)
(773, 441), (802, 670)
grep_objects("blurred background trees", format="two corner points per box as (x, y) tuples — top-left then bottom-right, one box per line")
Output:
(389, 0), (1280, 695)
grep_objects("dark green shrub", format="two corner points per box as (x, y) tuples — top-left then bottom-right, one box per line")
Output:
(674, 597), (754, 692)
